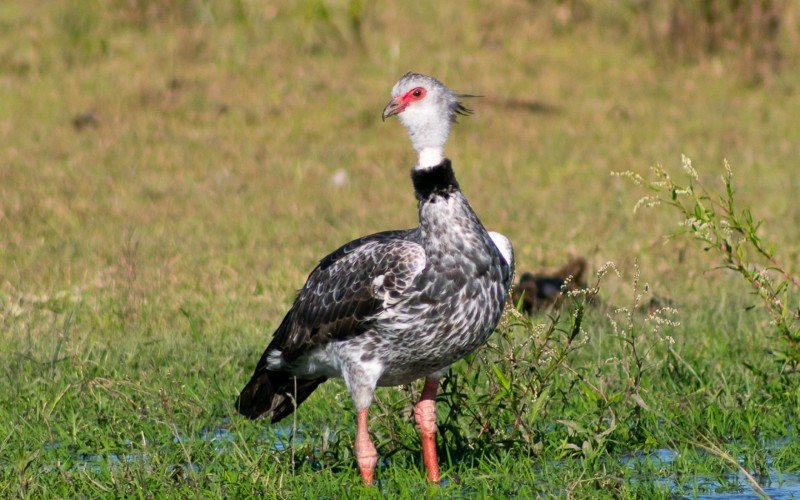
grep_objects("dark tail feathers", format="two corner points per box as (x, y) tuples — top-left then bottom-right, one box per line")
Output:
(236, 368), (325, 423)
(237, 309), (327, 422)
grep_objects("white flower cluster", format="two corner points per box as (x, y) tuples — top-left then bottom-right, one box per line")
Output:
(645, 307), (680, 328)
(611, 170), (645, 185)
(723, 159), (733, 179)
(633, 195), (661, 213)
(679, 216), (714, 240)
(596, 261), (621, 279)
(681, 154), (699, 181)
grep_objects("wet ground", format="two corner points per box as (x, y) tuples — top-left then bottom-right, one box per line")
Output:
(39, 424), (800, 497)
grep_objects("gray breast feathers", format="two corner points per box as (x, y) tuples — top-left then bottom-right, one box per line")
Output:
(268, 235), (426, 362)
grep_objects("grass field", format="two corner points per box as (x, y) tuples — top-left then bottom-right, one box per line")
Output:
(1, 0), (799, 497)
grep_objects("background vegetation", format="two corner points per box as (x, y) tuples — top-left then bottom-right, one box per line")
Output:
(1, 0), (798, 497)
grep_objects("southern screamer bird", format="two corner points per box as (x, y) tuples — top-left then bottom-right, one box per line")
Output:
(236, 72), (514, 485)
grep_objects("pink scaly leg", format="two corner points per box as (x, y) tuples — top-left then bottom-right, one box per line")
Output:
(355, 408), (378, 485)
(414, 377), (441, 483)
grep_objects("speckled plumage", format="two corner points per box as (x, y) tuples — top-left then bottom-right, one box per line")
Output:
(237, 75), (514, 467)
(237, 158), (513, 420)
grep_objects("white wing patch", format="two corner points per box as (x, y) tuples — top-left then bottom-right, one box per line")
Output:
(488, 231), (514, 268)
(266, 349), (284, 370)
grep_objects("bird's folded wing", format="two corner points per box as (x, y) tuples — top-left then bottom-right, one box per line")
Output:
(269, 230), (426, 361)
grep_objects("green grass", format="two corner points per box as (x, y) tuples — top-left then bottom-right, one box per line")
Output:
(1, 0), (799, 497)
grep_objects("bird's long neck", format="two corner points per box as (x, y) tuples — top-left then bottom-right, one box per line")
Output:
(415, 147), (444, 170)
(412, 159), (494, 268)
(412, 158), (484, 236)
(411, 158), (459, 201)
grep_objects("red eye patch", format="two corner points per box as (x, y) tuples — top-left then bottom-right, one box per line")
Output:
(401, 87), (427, 104)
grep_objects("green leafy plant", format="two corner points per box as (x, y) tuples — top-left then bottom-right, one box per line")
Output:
(617, 156), (800, 367)
(443, 292), (591, 453)
(554, 262), (678, 458)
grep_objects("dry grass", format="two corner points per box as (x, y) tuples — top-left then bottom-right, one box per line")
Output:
(2, 1), (798, 310)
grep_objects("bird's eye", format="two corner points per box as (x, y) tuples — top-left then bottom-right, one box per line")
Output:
(402, 87), (426, 103)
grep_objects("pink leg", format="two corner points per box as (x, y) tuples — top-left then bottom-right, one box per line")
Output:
(414, 377), (441, 483)
(355, 408), (378, 485)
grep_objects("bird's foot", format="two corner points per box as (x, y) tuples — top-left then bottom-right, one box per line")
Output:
(419, 429), (440, 483)
(356, 442), (378, 485)
(355, 408), (378, 485)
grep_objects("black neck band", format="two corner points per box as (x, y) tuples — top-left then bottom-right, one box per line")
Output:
(411, 159), (459, 201)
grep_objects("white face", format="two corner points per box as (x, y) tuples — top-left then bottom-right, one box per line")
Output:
(383, 74), (457, 153)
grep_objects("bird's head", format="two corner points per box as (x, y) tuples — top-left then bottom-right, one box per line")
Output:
(382, 72), (473, 168)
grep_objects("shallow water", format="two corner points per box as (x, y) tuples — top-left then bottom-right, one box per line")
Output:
(622, 446), (800, 498)
(40, 426), (800, 497)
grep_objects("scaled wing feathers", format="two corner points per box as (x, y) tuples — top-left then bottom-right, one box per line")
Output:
(269, 231), (426, 361)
